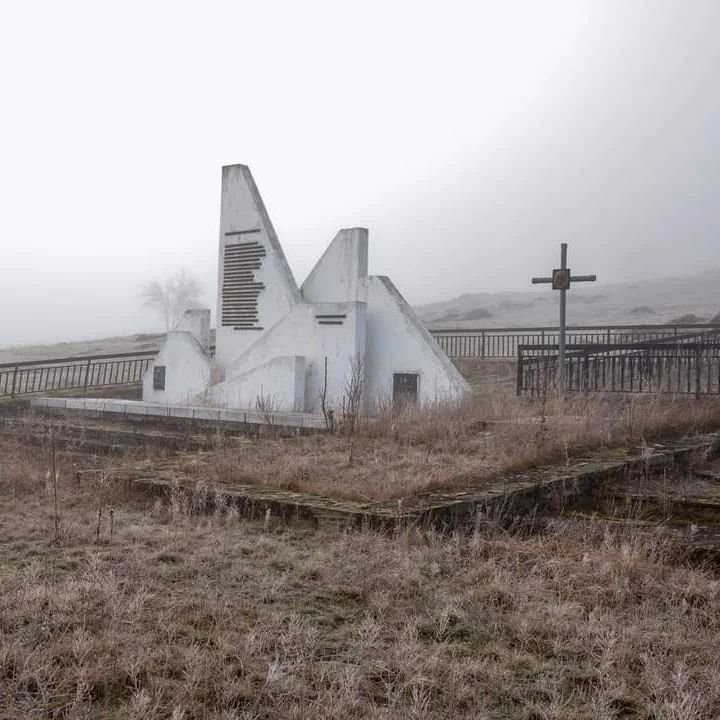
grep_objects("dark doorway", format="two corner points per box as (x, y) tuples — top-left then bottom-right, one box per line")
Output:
(393, 373), (418, 405)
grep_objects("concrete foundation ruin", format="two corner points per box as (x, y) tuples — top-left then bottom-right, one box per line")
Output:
(142, 165), (469, 416)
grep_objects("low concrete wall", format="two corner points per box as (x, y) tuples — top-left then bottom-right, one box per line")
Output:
(31, 397), (327, 429)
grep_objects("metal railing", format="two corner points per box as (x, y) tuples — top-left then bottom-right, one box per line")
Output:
(430, 323), (720, 359)
(0, 351), (156, 399)
(517, 330), (720, 396)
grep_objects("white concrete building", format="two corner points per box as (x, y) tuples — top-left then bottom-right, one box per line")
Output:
(143, 164), (469, 416)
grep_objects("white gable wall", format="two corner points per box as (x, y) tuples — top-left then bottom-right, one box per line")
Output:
(301, 228), (368, 303)
(177, 309), (211, 352)
(142, 333), (212, 405)
(364, 276), (470, 411)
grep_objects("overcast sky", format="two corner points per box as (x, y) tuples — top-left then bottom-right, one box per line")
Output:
(1, 0), (719, 346)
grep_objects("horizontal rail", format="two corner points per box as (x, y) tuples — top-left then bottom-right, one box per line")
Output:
(430, 324), (720, 358)
(0, 349), (158, 370)
(429, 323), (720, 334)
(0, 354), (155, 399)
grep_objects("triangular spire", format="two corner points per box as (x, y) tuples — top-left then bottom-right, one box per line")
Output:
(216, 164), (301, 366)
(301, 227), (368, 303)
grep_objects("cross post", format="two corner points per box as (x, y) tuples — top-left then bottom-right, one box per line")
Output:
(531, 243), (597, 393)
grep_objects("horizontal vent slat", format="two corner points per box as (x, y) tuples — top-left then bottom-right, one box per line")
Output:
(221, 241), (267, 329)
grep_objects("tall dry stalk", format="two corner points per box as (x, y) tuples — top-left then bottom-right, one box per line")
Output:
(255, 386), (277, 426)
(49, 423), (61, 544)
(320, 356), (334, 432)
(95, 507), (103, 544)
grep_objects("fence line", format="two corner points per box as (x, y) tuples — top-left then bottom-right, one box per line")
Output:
(0, 351), (156, 399)
(517, 332), (720, 396)
(430, 323), (720, 359)
(3, 323), (720, 399)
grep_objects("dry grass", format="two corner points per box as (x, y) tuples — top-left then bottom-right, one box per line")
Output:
(163, 391), (720, 502)
(2, 437), (720, 718)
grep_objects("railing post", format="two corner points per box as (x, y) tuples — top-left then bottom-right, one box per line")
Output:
(83, 358), (92, 395)
(481, 331), (486, 359)
(10, 366), (18, 397)
(516, 347), (523, 395)
(696, 345), (702, 399)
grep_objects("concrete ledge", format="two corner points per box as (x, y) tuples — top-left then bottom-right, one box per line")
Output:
(30, 397), (327, 430)
(38, 397), (68, 409)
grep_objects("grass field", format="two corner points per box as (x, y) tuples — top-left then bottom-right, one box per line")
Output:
(2, 414), (720, 719)
(94, 390), (720, 503)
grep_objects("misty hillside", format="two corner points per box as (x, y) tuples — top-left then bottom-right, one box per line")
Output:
(4, 270), (720, 365)
(418, 269), (720, 328)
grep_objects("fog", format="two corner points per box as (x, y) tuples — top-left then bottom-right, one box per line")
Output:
(1, 0), (719, 346)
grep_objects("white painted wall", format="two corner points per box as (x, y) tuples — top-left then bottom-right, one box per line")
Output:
(176, 308), (211, 352)
(301, 228), (368, 303)
(364, 276), (470, 411)
(215, 164), (301, 370)
(204, 355), (305, 412)
(226, 301), (366, 413)
(142, 332), (212, 404)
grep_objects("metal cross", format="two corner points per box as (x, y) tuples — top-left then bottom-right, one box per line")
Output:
(531, 243), (597, 393)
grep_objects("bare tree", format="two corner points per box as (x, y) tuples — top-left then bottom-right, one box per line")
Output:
(140, 269), (204, 331)
(341, 356), (365, 435)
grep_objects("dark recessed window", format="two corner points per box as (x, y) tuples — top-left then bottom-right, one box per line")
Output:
(393, 373), (418, 405)
(153, 365), (166, 391)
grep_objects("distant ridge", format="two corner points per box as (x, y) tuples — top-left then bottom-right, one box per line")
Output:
(418, 268), (720, 328)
